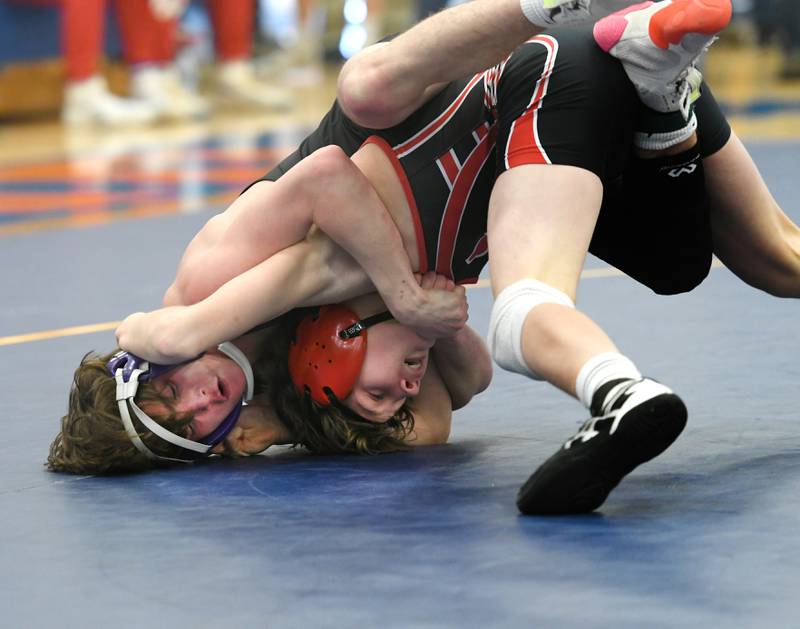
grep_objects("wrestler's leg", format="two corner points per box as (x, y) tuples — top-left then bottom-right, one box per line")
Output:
(337, 0), (638, 129)
(487, 165), (615, 394)
(487, 162), (688, 516)
(486, 32), (692, 515)
(590, 133), (715, 296)
(595, 0), (799, 296)
(703, 132), (800, 298)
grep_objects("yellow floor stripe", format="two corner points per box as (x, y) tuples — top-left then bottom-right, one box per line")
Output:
(0, 260), (725, 348)
(0, 321), (119, 347)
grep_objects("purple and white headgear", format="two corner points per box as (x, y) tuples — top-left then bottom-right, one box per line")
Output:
(107, 342), (254, 463)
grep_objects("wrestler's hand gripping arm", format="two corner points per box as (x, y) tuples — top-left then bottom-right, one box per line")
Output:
(116, 230), (367, 362)
(165, 145), (466, 339)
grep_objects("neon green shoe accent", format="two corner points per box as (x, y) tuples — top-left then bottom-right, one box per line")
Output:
(542, 0), (571, 9)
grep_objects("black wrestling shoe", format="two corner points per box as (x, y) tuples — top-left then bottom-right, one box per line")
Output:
(517, 378), (687, 515)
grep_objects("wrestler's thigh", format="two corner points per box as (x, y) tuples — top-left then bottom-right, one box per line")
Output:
(487, 164), (603, 299)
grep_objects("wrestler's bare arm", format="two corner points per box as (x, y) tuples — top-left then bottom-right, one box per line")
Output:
(429, 325), (493, 410)
(167, 146), (407, 304)
(116, 232), (371, 363)
(407, 324), (493, 446)
(165, 146), (465, 339)
(407, 326), (492, 445)
(406, 360), (453, 446)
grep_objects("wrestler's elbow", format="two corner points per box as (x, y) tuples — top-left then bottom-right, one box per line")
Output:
(302, 147), (372, 218)
(337, 55), (398, 129)
(443, 371), (483, 411)
(166, 268), (211, 308)
(454, 350), (493, 409)
(449, 376), (489, 411)
(162, 281), (183, 307)
(476, 350), (494, 395)
(306, 145), (351, 179)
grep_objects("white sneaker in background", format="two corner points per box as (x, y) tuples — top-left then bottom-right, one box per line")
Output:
(132, 65), (211, 121)
(61, 75), (158, 128)
(214, 60), (293, 110)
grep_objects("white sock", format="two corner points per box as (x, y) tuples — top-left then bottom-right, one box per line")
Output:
(634, 112), (699, 151)
(575, 352), (642, 409)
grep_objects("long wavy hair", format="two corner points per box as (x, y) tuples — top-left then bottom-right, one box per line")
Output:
(48, 312), (416, 474)
(47, 351), (194, 474)
(259, 313), (415, 455)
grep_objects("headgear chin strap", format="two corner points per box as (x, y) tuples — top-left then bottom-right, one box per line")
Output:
(288, 306), (392, 405)
(108, 341), (254, 464)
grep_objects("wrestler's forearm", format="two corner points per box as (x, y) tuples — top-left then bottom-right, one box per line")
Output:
(119, 240), (371, 362)
(182, 242), (372, 352)
(306, 149), (467, 338)
(430, 324), (493, 410)
(305, 148), (423, 314)
(163, 143), (409, 308)
(167, 146), (424, 316)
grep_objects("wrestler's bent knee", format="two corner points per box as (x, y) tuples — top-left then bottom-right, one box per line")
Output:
(488, 278), (575, 380)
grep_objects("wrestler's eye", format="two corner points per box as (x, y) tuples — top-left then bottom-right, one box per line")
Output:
(368, 391), (384, 401)
(169, 383), (178, 400)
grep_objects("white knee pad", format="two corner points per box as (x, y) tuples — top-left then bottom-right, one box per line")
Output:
(488, 278), (575, 380)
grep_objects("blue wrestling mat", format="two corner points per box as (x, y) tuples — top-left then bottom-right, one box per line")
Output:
(1, 125), (799, 626)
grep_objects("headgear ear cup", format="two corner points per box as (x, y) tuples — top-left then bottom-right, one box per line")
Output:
(288, 306), (368, 405)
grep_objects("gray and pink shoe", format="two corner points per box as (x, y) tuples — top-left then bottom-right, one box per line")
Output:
(594, 0), (732, 116)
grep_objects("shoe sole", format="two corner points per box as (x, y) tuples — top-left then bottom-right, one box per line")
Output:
(516, 393), (687, 515)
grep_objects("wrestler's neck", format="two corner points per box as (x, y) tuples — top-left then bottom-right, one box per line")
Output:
(350, 143), (422, 272)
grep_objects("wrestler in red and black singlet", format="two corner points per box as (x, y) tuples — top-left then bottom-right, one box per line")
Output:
(256, 26), (731, 293)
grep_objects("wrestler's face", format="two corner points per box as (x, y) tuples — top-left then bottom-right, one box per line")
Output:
(145, 350), (246, 439)
(342, 321), (434, 422)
